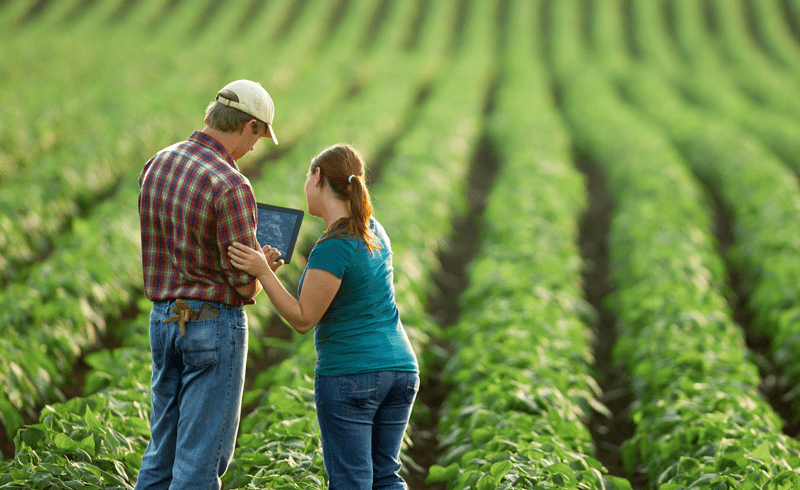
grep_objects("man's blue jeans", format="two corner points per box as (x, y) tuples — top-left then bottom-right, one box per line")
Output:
(314, 371), (419, 489)
(134, 299), (248, 490)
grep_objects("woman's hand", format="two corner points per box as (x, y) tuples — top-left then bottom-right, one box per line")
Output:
(228, 242), (283, 276)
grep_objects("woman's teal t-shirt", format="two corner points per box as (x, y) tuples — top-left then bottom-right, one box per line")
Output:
(298, 218), (418, 376)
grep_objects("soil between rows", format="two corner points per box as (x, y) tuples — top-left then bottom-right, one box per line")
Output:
(575, 152), (648, 489)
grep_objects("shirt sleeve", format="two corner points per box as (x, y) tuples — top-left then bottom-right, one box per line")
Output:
(306, 237), (354, 279)
(215, 184), (259, 287)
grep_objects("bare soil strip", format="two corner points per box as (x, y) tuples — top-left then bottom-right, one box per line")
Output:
(574, 151), (648, 489)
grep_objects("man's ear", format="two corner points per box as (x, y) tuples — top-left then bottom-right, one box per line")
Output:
(243, 119), (258, 135)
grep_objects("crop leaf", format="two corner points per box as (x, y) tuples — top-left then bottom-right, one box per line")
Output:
(54, 432), (80, 451)
(490, 460), (512, 481)
(476, 475), (498, 490)
(750, 442), (770, 463)
(600, 475), (633, 490)
(426, 463), (459, 483)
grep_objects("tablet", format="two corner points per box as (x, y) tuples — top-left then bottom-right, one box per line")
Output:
(255, 203), (304, 264)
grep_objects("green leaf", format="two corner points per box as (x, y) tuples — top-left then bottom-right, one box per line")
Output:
(476, 475), (498, 490)
(8, 468), (31, 482)
(83, 405), (101, 429)
(471, 427), (495, 445)
(79, 434), (95, 456)
(605, 475), (633, 490)
(620, 440), (638, 475)
(54, 432), (80, 451)
(751, 442), (770, 462)
(545, 462), (572, 475)
(490, 460), (512, 481)
(426, 463), (459, 483)
(30, 472), (53, 485)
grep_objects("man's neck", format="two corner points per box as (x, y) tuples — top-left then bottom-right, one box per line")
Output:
(202, 126), (238, 158)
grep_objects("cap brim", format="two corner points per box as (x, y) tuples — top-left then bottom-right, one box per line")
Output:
(267, 124), (278, 145)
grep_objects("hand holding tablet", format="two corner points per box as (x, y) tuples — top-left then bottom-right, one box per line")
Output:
(255, 203), (304, 264)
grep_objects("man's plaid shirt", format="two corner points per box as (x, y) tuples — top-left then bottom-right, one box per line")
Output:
(139, 131), (259, 306)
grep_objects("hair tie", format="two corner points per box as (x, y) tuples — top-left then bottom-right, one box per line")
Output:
(348, 174), (356, 184)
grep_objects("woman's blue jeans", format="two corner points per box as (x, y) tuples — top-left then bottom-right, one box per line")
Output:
(314, 371), (419, 489)
(134, 299), (248, 490)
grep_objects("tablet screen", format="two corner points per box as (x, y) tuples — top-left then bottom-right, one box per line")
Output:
(255, 203), (304, 264)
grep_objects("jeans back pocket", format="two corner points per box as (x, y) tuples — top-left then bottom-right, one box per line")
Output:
(404, 372), (420, 404)
(339, 372), (379, 402)
(181, 318), (221, 369)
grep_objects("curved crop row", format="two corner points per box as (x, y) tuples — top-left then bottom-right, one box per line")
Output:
(560, 66), (800, 488)
(747, 0), (800, 74)
(620, 0), (800, 180)
(549, 0), (800, 486)
(621, 0), (800, 418)
(621, 64), (800, 428)
(427, 1), (629, 488)
(671, 0), (800, 120)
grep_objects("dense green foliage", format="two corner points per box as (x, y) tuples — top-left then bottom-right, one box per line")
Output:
(3, 0), (800, 488)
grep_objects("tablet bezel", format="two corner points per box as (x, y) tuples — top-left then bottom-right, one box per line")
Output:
(255, 202), (304, 264)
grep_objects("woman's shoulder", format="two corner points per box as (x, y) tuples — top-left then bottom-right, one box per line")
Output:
(369, 217), (390, 245)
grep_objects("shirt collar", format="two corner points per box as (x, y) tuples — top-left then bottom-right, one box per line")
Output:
(189, 131), (239, 170)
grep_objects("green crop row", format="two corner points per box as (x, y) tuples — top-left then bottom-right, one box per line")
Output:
(747, 0), (800, 75)
(557, 65), (800, 487)
(580, 0), (800, 483)
(613, 0), (800, 416)
(0, 388), (152, 489)
(622, 63), (800, 421)
(704, 0), (800, 113)
(622, 0), (800, 180)
(620, 0), (800, 419)
(671, 0), (800, 121)
(0, 191), (143, 442)
(0, 304), (153, 487)
(426, 1), (629, 488)
(550, 0), (800, 487)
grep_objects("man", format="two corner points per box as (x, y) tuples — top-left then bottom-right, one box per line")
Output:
(135, 79), (280, 489)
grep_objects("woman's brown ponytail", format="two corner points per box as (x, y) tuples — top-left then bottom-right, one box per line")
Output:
(311, 144), (382, 254)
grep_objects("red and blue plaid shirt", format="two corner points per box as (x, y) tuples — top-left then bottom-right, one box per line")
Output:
(139, 131), (259, 306)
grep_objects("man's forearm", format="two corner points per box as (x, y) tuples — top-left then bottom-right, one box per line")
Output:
(234, 277), (262, 299)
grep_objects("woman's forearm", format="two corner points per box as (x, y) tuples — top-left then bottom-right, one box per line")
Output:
(257, 270), (315, 333)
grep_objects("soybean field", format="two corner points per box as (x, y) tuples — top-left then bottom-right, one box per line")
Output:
(3, 0), (800, 488)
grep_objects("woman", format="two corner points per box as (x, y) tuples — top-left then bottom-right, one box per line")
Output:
(228, 144), (419, 489)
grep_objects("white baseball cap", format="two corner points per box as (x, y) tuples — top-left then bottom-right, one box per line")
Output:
(215, 79), (278, 144)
